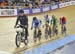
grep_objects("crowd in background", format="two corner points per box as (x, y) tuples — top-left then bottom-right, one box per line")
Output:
(0, 0), (73, 9)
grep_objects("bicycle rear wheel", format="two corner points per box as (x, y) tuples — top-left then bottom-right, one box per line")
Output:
(63, 26), (67, 35)
(34, 29), (37, 43)
(45, 28), (49, 40)
(24, 36), (28, 45)
(48, 27), (52, 38)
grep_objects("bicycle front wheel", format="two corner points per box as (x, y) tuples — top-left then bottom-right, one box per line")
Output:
(15, 34), (21, 48)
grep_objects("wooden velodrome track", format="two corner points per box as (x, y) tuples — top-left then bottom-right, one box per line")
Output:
(0, 6), (75, 54)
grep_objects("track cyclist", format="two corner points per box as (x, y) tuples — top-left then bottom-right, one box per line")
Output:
(60, 16), (67, 35)
(31, 17), (42, 42)
(44, 14), (52, 39)
(14, 10), (29, 47)
(51, 15), (58, 35)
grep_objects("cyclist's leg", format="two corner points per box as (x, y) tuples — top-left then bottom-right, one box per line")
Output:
(45, 24), (47, 39)
(34, 26), (37, 42)
(20, 26), (24, 37)
(37, 25), (42, 41)
(24, 34), (28, 45)
(48, 25), (52, 38)
(53, 24), (55, 35)
(25, 27), (29, 36)
(55, 25), (58, 35)
(62, 24), (66, 35)
(24, 28), (28, 45)
(53, 24), (58, 35)
(38, 29), (42, 35)
(63, 24), (66, 35)
(45, 23), (49, 39)
(38, 28), (41, 41)
(61, 24), (63, 34)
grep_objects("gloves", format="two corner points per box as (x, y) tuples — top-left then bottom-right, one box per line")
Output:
(42, 25), (44, 28)
(31, 27), (33, 30)
(14, 25), (16, 28)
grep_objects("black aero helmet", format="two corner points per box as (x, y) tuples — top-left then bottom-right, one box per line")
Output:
(33, 17), (37, 20)
(19, 10), (24, 13)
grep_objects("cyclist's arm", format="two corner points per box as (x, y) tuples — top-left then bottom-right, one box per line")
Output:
(38, 19), (41, 27)
(32, 21), (34, 28)
(15, 16), (20, 25)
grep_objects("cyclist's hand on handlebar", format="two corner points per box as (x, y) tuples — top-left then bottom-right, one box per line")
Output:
(14, 25), (16, 28)
(42, 25), (44, 28)
(31, 27), (33, 30)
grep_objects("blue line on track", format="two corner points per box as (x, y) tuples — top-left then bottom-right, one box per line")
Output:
(24, 34), (75, 54)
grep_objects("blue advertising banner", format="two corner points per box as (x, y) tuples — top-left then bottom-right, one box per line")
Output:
(0, 1), (75, 16)
(24, 9), (30, 14)
(16, 1), (75, 15)
(51, 5), (58, 10)
(32, 8), (41, 14)
(42, 6), (50, 12)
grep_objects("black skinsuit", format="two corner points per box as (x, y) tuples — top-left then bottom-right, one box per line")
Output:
(15, 15), (28, 39)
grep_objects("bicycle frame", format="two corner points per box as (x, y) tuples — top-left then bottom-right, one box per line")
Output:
(45, 23), (50, 39)
(61, 24), (66, 35)
(15, 24), (28, 47)
(33, 26), (38, 42)
(33, 25), (41, 42)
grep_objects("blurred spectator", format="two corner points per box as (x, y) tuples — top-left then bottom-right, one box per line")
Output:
(29, 2), (32, 8)
(40, 0), (44, 4)
(0, 0), (62, 9)
(25, 1), (29, 7)
(40, 0), (50, 5)
(23, 0), (30, 2)
(0, 0), (3, 5)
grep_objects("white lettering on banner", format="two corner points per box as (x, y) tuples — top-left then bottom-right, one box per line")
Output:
(59, 3), (66, 8)
(0, 9), (17, 16)
(71, 1), (75, 5)
(14, 9), (17, 15)
(32, 8), (40, 13)
(59, 1), (75, 8)
(69, 1), (72, 5)
(59, 3), (63, 8)
(43, 6), (50, 12)
(51, 5), (58, 10)
(73, 1), (75, 5)
(66, 2), (71, 6)
(70, 1), (74, 5)
(62, 2), (70, 7)
(74, 1), (75, 5)
(24, 10), (29, 14)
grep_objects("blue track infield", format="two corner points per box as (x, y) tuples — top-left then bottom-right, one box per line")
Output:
(24, 35), (75, 54)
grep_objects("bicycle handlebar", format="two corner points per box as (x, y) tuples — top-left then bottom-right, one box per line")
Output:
(15, 24), (27, 28)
